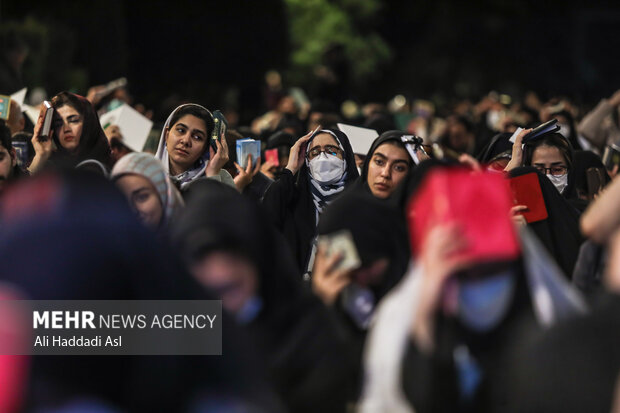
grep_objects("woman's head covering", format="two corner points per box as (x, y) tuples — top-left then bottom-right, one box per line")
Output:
(358, 227), (586, 413)
(50, 92), (111, 168)
(477, 132), (513, 164)
(171, 179), (302, 318)
(571, 150), (611, 201)
(508, 166), (583, 278)
(110, 152), (184, 230)
(301, 128), (358, 214)
(354, 130), (415, 199)
(155, 103), (215, 189)
(523, 131), (578, 200)
(318, 190), (410, 299)
(0, 171), (271, 411)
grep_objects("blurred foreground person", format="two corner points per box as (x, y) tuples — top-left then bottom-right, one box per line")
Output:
(312, 190), (410, 402)
(359, 167), (586, 413)
(111, 152), (184, 236)
(0, 171), (280, 412)
(262, 128), (359, 275)
(172, 180), (353, 413)
(509, 229), (620, 413)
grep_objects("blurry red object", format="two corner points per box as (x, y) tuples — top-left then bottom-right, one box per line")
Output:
(509, 172), (548, 223)
(265, 148), (280, 167)
(0, 286), (30, 413)
(407, 168), (520, 263)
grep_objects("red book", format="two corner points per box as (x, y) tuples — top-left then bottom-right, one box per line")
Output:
(407, 169), (520, 263)
(264, 148), (279, 167)
(509, 172), (548, 223)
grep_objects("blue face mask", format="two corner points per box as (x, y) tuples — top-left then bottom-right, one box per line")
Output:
(458, 270), (516, 332)
(236, 295), (263, 325)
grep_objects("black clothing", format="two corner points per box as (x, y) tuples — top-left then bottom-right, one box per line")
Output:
(0, 172), (274, 412)
(572, 240), (607, 297)
(509, 293), (620, 413)
(401, 267), (538, 413)
(570, 150), (611, 209)
(508, 167), (583, 278)
(476, 132), (513, 164)
(262, 129), (359, 273)
(48, 92), (112, 169)
(350, 130), (415, 199)
(172, 179), (354, 413)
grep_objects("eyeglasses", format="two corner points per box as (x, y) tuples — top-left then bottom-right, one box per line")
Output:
(534, 165), (568, 176)
(306, 145), (343, 160)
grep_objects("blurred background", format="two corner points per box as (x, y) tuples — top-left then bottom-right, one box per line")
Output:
(2, 0), (620, 124)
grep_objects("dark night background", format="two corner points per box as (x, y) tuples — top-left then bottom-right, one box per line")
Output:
(2, 0), (620, 122)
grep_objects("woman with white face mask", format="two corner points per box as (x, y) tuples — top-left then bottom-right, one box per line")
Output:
(506, 130), (582, 210)
(262, 128), (359, 275)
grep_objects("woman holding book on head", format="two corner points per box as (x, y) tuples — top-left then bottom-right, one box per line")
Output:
(29, 92), (112, 173)
(154, 103), (235, 191)
(262, 127), (359, 275)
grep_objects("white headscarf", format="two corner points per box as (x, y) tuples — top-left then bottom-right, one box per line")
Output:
(155, 103), (214, 189)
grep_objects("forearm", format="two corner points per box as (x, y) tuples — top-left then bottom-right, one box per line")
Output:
(578, 99), (615, 148)
(581, 176), (620, 243)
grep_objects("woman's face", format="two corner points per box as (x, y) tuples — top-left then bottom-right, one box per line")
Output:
(165, 114), (208, 175)
(531, 145), (568, 175)
(367, 142), (411, 199)
(307, 133), (341, 158)
(191, 251), (259, 315)
(54, 105), (83, 153)
(116, 174), (163, 229)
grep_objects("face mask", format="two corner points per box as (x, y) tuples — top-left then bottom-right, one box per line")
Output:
(546, 173), (568, 194)
(236, 295), (263, 325)
(486, 110), (502, 131)
(458, 271), (515, 332)
(309, 152), (345, 184)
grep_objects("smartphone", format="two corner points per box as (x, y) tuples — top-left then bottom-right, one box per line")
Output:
(602, 144), (620, 170)
(586, 167), (605, 199)
(211, 110), (228, 152)
(40, 101), (54, 142)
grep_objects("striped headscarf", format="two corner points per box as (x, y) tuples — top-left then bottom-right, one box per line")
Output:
(111, 152), (184, 229)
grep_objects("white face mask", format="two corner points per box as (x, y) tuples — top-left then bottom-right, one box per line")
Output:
(309, 152), (345, 184)
(546, 173), (568, 194)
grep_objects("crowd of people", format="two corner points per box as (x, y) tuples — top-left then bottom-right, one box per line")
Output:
(1, 78), (620, 413)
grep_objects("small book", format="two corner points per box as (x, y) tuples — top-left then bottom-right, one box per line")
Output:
(0, 95), (10, 120)
(99, 103), (153, 152)
(509, 172), (548, 223)
(236, 138), (261, 169)
(211, 110), (228, 151)
(407, 169), (520, 263)
(264, 148), (279, 166)
(337, 123), (378, 156)
(40, 101), (54, 140)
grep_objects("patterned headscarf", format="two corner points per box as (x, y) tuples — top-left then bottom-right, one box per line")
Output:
(154, 103), (214, 189)
(111, 152), (184, 229)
